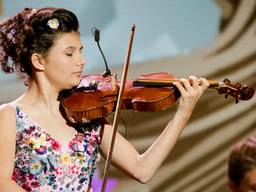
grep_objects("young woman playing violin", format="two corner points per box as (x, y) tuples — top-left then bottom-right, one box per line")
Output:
(0, 7), (209, 192)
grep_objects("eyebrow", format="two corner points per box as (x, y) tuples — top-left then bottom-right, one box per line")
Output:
(65, 46), (84, 51)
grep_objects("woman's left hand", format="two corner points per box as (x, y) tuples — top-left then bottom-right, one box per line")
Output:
(173, 76), (209, 113)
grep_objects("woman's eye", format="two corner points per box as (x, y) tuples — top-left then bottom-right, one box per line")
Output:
(65, 53), (73, 57)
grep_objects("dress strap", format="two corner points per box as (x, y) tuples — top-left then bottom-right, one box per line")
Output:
(8, 102), (24, 131)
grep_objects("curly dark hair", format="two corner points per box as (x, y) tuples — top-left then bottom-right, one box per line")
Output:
(0, 7), (79, 81)
(228, 137), (256, 185)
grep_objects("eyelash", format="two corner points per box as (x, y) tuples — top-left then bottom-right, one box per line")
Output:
(65, 49), (83, 57)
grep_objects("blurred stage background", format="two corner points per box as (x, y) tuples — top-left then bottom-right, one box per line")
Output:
(0, 0), (256, 191)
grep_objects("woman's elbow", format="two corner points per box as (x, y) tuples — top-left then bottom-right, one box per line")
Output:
(133, 171), (154, 184)
(137, 177), (151, 184)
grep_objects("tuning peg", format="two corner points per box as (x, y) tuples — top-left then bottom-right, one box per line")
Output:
(235, 94), (241, 104)
(223, 78), (231, 84)
(225, 89), (230, 98)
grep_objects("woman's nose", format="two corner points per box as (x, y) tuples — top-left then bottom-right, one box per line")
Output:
(76, 55), (86, 67)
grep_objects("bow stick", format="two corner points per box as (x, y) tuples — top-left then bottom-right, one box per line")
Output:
(101, 24), (136, 192)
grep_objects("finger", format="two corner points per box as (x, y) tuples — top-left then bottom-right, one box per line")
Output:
(173, 81), (187, 97)
(189, 75), (199, 91)
(181, 78), (194, 92)
(199, 78), (209, 91)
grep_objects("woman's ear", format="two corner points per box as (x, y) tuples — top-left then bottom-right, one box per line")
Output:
(31, 53), (46, 71)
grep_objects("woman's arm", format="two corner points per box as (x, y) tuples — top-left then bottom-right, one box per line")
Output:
(0, 104), (26, 191)
(100, 77), (209, 183)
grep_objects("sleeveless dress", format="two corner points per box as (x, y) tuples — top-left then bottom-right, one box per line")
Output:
(11, 105), (102, 192)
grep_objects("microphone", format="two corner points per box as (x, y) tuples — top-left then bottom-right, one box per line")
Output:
(92, 27), (100, 42)
(91, 27), (111, 76)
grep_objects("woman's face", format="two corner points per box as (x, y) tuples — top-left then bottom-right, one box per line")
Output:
(239, 169), (256, 192)
(43, 32), (85, 90)
(230, 169), (256, 192)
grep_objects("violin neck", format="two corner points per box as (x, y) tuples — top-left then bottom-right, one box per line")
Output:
(133, 79), (221, 88)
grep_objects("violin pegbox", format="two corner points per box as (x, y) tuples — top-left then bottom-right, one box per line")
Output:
(216, 78), (255, 103)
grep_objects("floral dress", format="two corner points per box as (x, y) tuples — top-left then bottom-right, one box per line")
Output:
(11, 105), (102, 192)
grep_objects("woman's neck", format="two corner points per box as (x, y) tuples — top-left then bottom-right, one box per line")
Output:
(16, 80), (61, 115)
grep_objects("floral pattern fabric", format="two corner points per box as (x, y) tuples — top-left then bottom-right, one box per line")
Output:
(11, 106), (101, 192)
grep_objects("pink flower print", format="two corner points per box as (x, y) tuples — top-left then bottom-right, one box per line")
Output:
(87, 145), (94, 155)
(25, 173), (34, 181)
(70, 165), (79, 174)
(88, 136), (96, 145)
(51, 140), (61, 151)
(84, 133), (91, 140)
(69, 140), (79, 152)
(91, 129), (99, 139)
(54, 167), (63, 175)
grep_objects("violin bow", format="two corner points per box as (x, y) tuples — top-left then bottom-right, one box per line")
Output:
(101, 24), (136, 192)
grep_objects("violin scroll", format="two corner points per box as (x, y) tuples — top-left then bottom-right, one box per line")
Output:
(216, 78), (255, 103)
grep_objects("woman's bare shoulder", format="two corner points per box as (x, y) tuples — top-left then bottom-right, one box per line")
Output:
(0, 103), (17, 146)
(0, 103), (16, 126)
(0, 103), (16, 115)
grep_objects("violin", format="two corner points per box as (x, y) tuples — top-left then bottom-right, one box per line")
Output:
(59, 72), (255, 124)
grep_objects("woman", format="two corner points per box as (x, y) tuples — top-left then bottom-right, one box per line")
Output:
(228, 137), (256, 192)
(0, 7), (209, 192)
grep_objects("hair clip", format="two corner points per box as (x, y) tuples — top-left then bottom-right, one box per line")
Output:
(7, 28), (16, 39)
(47, 18), (59, 29)
(28, 8), (37, 18)
(31, 8), (37, 15)
(7, 28), (17, 43)
(0, 47), (4, 57)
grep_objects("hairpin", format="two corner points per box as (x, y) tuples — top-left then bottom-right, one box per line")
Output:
(0, 47), (4, 57)
(7, 28), (17, 43)
(7, 28), (16, 39)
(47, 18), (59, 29)
(31, 8), (37, 15)
(28, 8), (37, 18)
